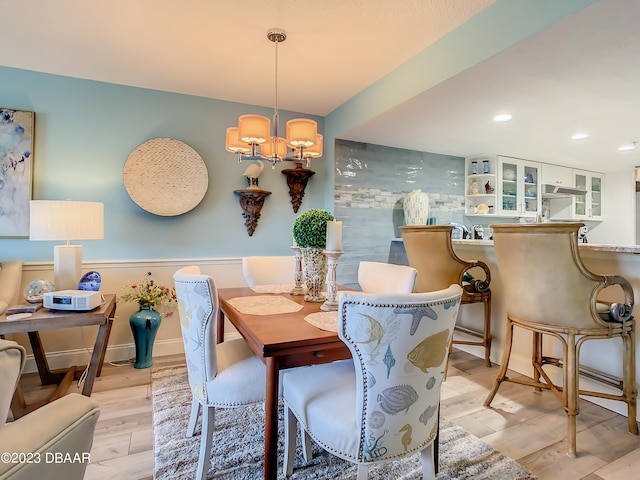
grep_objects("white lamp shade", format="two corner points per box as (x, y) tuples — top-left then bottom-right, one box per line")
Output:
(303, 133), (323, 158)
(225, 127), (251, 154)
(30, 200), (104, 241)
(261, 136), (287, 159)
(286, 119), (317, 148)
(238, 115), (270, 145)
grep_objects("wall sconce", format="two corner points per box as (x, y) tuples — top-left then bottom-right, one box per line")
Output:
(234, 189), (272, 236)
(282, 162), (315, 213)
(29, 200), (104, 290)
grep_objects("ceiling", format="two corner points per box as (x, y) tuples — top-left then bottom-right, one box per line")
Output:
(1, 0), (638, 174)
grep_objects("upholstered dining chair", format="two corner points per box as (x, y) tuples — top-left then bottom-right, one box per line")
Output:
(0, 339), (100, 480)
(357, 260), (418, 294)
(401, 225), (493, 366)
(241, 255), (297, 286)
(483, 223), (637, 457)
(282, 285), (463, 479)
(173, 266), (267, 480)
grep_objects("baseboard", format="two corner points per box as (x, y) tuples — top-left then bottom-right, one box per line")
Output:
(22, 333), (243, 374)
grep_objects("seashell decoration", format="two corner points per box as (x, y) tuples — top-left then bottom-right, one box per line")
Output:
(383, 345), (396, 379)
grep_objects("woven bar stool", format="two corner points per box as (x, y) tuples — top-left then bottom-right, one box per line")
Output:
(401, 225), (492, 366)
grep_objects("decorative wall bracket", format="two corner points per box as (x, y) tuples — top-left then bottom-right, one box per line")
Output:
(234, 188), (272, 236)
(281, 162), (315, 213)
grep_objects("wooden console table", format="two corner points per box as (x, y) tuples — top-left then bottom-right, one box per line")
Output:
(0, 293), (116, 418)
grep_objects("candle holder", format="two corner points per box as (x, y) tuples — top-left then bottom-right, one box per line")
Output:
(321, 250), (343, 311)
(290, 245), (305, 296)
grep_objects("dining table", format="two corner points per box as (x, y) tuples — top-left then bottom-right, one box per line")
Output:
(217, 286), (351, 480)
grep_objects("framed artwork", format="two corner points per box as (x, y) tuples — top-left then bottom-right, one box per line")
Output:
(0, 107), (34, 237)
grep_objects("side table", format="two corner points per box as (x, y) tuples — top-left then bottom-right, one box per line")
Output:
(0, 293), (116, 418)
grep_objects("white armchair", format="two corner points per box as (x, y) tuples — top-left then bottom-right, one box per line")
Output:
(0, 339), (100, 480)
(282, 285), (463, 479)
(0, 260), (23, 315)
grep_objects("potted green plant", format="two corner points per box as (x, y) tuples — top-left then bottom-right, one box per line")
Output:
(292, 209), (335, 302)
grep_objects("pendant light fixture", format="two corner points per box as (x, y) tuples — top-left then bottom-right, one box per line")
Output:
(225, 28), (323, 168)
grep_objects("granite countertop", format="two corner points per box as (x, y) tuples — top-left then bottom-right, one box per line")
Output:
(391, 237), (640, 254)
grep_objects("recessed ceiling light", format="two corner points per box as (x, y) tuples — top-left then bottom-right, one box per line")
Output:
(571, 133), (589, 140)
(618, 143), (636, 152)
(493, 113), (512, 122)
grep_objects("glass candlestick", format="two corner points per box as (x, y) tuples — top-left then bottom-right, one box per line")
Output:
(321, 250), (343, 311)
(290, 245), (305, 295)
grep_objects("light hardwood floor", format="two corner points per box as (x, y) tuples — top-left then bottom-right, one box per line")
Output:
(17, 349), (640, 480)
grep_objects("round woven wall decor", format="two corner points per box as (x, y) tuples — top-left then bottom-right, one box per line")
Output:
(123, 138), (209, 216)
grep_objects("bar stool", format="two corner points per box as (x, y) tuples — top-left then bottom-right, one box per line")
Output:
(483, 223), (637, 457)
(401, 225), (492, 366)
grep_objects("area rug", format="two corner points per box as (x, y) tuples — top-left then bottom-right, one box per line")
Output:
(152, 365), (536, 480)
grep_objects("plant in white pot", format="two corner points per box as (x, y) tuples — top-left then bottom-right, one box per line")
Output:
(292, 208), (335, 302)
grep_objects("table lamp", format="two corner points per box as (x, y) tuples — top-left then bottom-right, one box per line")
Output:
(29, 200), (104, 291)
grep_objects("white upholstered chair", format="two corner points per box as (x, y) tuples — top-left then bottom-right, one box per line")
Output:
(0, 338), (100, 480)
(484, 223), (637, 457)
(173, 266), (267, 480)
(282, 285), (463, 479)
(241, 255), (297, 286)
(0, 260), (23, 315)
(357, 261), (417, 294)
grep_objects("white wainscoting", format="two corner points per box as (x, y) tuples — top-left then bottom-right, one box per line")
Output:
(15, 257), (246, 373)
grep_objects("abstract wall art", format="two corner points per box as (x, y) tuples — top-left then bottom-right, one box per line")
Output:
(0, 107), (34, 237)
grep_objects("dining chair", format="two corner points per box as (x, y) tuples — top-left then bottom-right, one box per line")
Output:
(401, 225), (493, 366)
(282, 285), (463, 479)
(173, 265), (267, 480)
(241, 255), (296, 286)
(484, 223), (637, 457)
(357, 260), (417, 294)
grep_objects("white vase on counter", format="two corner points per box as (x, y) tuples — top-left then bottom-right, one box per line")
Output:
(402, 189), (430, 226)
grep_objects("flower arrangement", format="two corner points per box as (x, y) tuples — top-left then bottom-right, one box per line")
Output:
(119, 272), (176, 311)
(292, 208), (335, 248)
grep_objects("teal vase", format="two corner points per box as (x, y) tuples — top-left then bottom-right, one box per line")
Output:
(129, 307), (161, 369)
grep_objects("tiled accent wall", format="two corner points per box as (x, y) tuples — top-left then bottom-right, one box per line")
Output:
(334, 139), (465, 288)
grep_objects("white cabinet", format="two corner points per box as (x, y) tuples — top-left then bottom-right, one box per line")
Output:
(464, 155), (498, 217)
(497, 156), (541, 218)
(573, 170), (603, 220)
(541, 164), (573, 187)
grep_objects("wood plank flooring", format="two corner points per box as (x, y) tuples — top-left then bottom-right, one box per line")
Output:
(16, 350), (640, 480)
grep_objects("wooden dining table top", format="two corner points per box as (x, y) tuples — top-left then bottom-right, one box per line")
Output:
(217, 287), (347, 359)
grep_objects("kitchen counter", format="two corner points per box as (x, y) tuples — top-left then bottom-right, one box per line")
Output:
(391, 238), (640, 254)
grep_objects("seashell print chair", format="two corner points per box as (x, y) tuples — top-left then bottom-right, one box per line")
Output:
(282, 285), (463, 479)
(357, 261), (418, 294)
(241, 255), (297, 287)
(401, 225), (493, 366)
(484, 223), (637, 457)
(173, 266), (266, 480)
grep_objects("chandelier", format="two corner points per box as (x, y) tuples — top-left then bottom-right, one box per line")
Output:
(225, 28), (323, 168)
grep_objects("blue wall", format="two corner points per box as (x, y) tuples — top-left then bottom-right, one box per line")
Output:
(0, 66), (326, 262)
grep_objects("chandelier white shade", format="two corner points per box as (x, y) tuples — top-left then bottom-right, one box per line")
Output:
(29, 200), (104, 291)
(225, 28), (322, 168)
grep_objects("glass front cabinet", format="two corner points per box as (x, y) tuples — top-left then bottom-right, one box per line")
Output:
(497, 156), (541, 218)
(573, 170), (603, 220)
